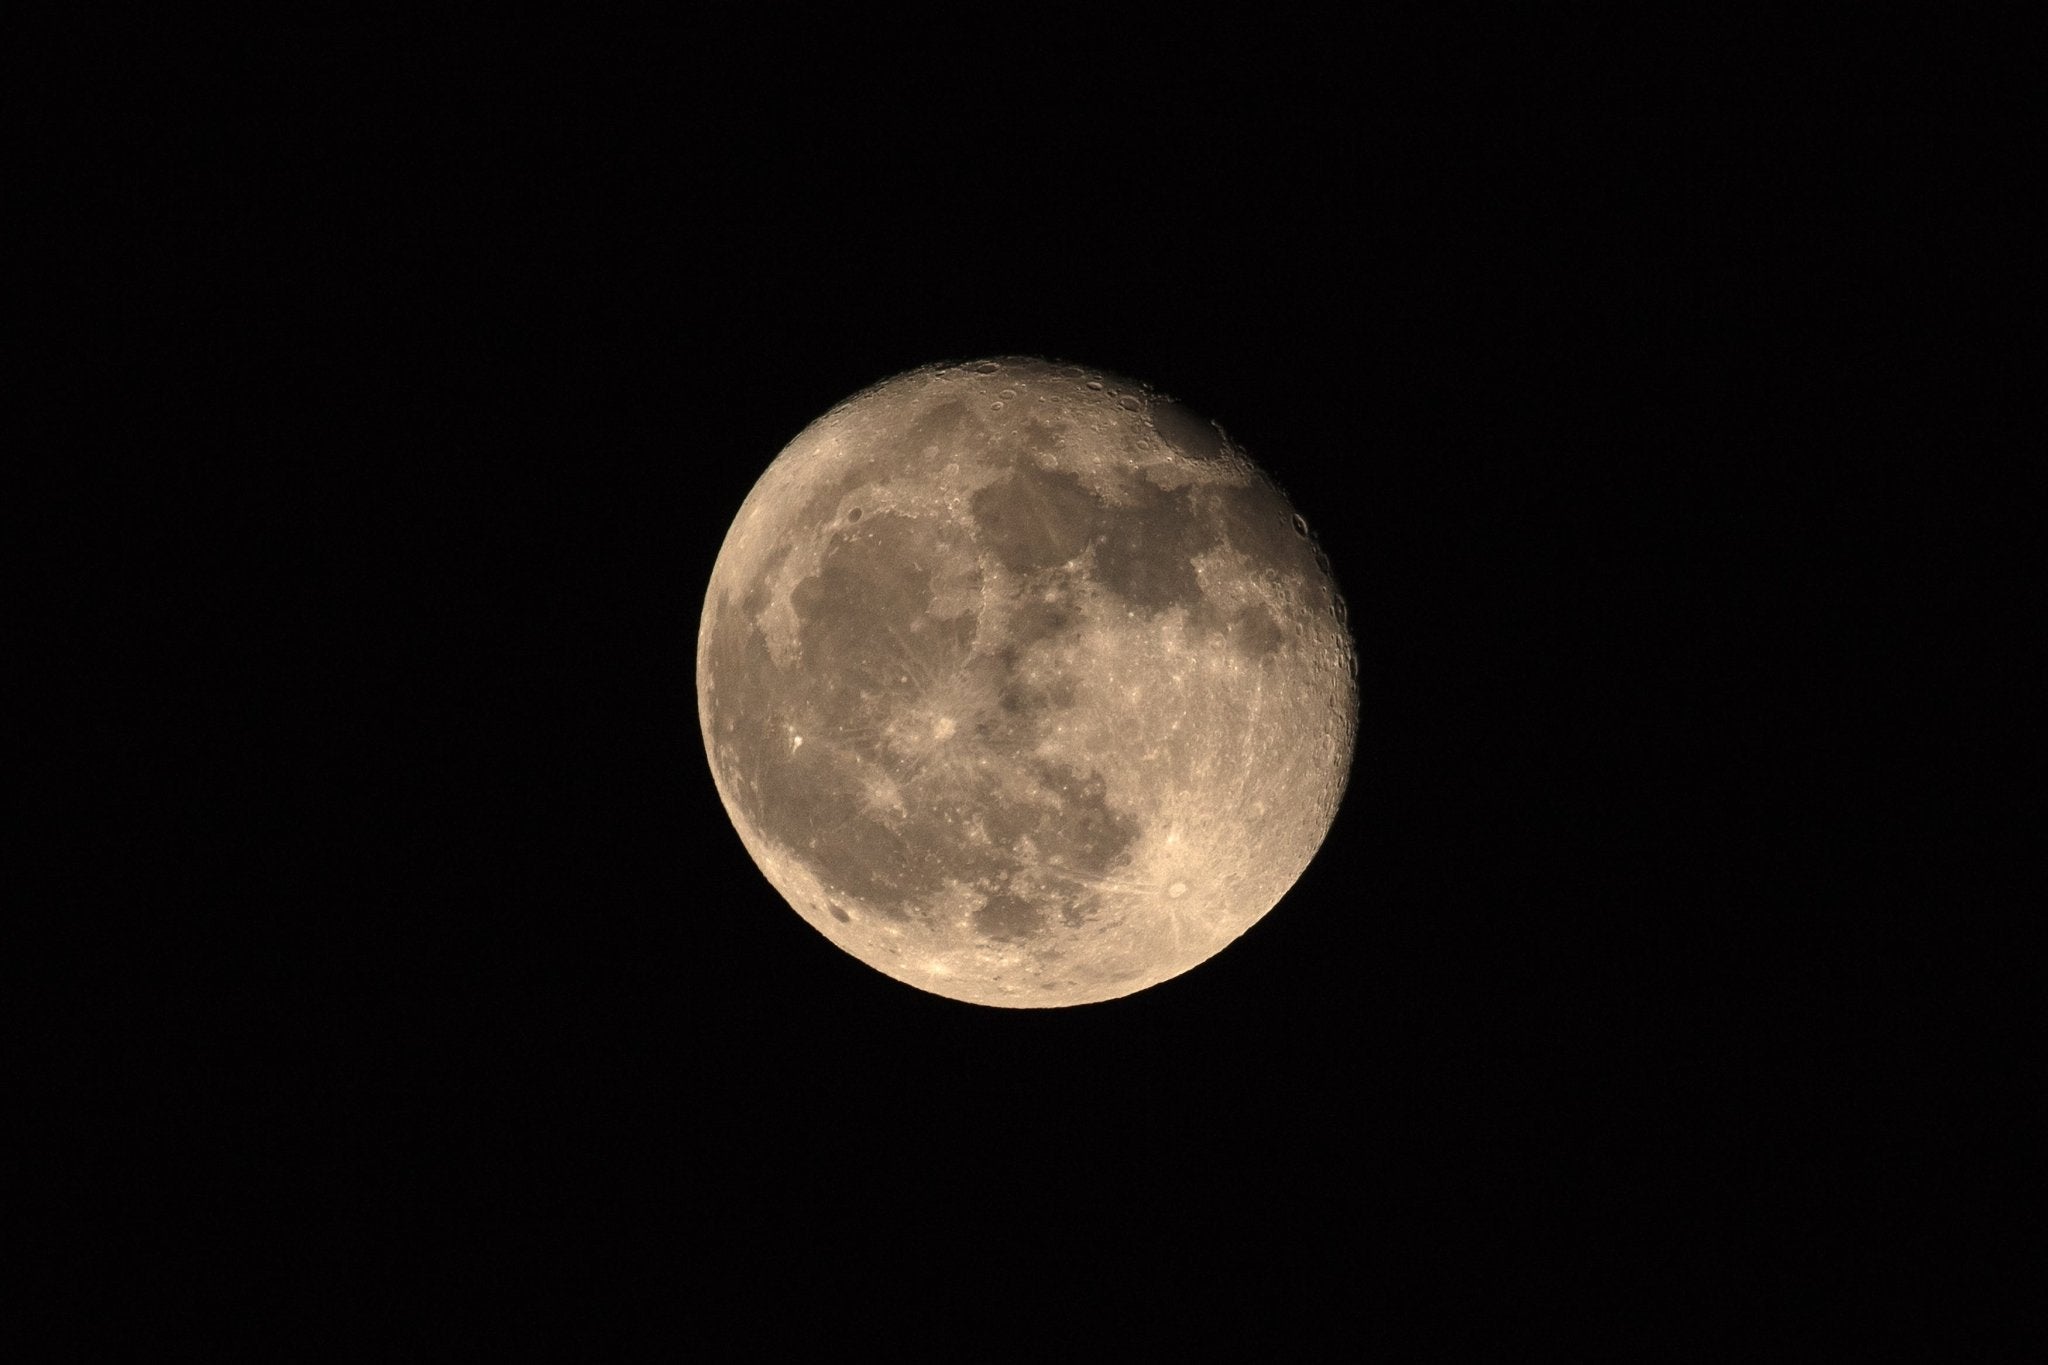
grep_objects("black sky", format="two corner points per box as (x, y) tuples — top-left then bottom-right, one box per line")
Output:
(38, 10), (1985, 1350)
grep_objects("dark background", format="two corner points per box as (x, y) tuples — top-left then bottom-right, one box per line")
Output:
(37, 10), (2003, 1351)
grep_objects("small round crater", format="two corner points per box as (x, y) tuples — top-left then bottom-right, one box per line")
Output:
(998, 388), (1016, 400)
(974, 361), (1002, 374)
(846, 506), (863, 523)
(1167, 881), (1189, 899)
(1085, 380), (1104, 391)
(1292, 514), (1309, 538)
(990, 401), (1005, 410)
(828, 903), (851, 923)
(1117, 394), (1143, 412)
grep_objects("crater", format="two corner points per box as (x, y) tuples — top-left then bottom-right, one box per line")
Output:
(975, 888), (1046, 942)
(790, 513), (979, 699)
(1090, 481), (1216, 612)
(738, 544), (791, 622)
(1213, 481), (1327, 590)
(1150, 399), (1227, 463)
(1229, 601), (1286, 659)
(971, 462), (1101, 574)
(1022, 760), (1141, 873)
(1004, 588), (1080, 651)
(900, 399), (975, 464)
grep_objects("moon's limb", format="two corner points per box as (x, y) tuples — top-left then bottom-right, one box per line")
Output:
(697, 358), (1356, 1007)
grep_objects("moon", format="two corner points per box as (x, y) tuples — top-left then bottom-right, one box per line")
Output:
(697, 358), (1357, 1007)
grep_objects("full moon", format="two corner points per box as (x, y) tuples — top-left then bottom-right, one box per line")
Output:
(697, 358), (1357, 1007)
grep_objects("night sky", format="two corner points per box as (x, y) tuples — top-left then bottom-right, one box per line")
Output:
(42, 11), (1970, 1350)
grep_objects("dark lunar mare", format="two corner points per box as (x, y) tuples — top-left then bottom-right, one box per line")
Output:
(707, 499), (1149, 935)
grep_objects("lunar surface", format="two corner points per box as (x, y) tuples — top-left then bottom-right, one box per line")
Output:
(697, 358), (1357, 1007)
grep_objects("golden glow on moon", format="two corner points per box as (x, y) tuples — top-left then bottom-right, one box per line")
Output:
(697, 358), (1356, 1007)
